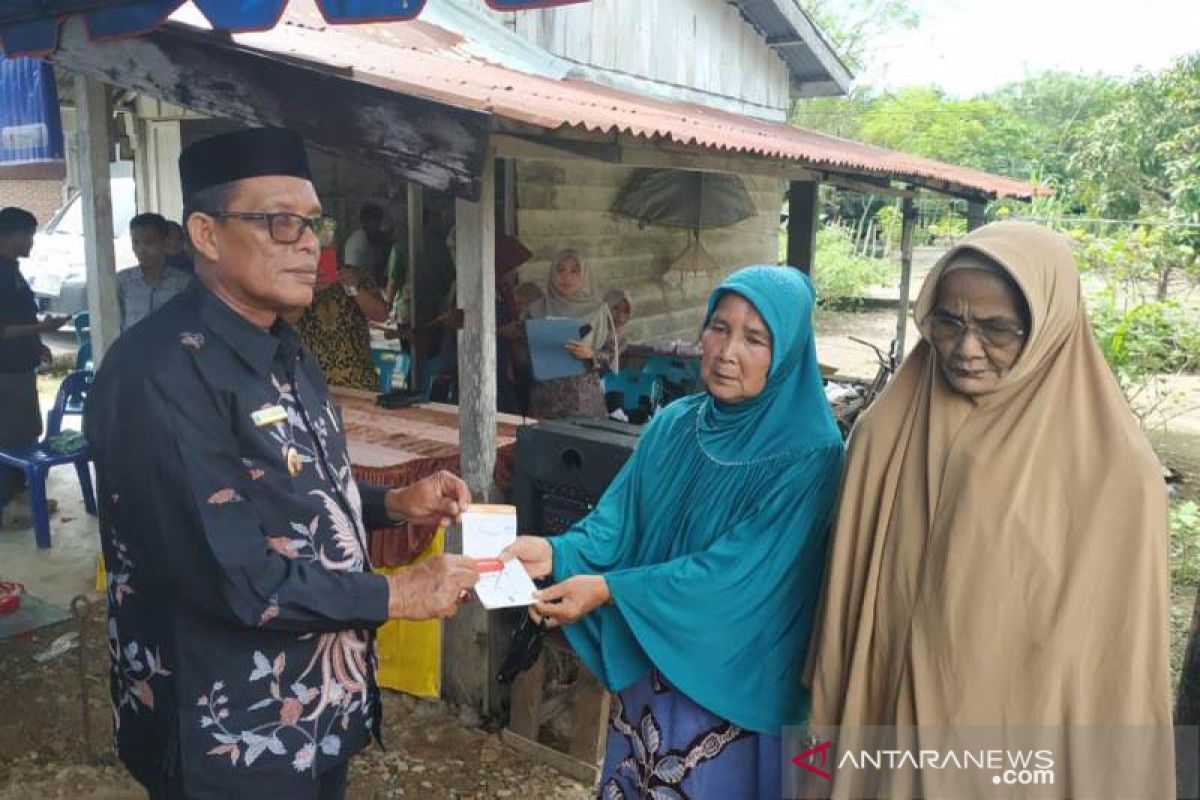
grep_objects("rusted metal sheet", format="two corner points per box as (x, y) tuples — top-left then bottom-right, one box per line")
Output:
(217, 8), (1042, 201)
(52, 3), (1040, 201)
(48, 16), (492, 198)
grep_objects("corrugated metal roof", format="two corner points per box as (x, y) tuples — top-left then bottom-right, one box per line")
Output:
(191, 6), (1042, 200)
(727, 0), (853, 97)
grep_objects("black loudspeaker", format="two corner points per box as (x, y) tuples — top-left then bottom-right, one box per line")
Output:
(513, 417), (641, 536)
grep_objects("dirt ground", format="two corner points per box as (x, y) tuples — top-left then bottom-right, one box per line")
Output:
(0, 603), (590, 800)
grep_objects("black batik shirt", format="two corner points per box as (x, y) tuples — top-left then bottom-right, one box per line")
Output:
(85, 284), (394, 797)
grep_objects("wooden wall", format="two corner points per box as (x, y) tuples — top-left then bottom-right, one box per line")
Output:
(469, 0), (791, 119)
(513, 159), (783, 343)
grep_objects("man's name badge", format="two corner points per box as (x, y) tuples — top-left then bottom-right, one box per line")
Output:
(252, 405), (288, 427)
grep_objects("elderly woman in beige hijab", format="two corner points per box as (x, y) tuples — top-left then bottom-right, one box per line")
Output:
(806, 222), (1173, 798)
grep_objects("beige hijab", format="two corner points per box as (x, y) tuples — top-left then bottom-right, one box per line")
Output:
(807, 222), (1173, 795)
(527, 249), (616, 355)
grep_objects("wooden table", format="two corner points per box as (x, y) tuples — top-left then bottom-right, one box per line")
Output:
(332, 388), (528, 566)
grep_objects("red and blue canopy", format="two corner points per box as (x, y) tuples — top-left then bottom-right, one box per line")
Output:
(0, 0), (589, 56)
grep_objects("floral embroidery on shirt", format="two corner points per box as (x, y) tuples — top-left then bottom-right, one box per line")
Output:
(106, 537), (135, 607)
(199, 641), (367, 775)
(263, 375), (321, 480)
(207, 488), (243, 505)
(179, 331), (205, 350)
(109, 619), (172, 720)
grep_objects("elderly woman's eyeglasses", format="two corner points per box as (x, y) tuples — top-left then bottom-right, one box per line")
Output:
(928, 311), (1026, 349)
(204, 211), (330, 245)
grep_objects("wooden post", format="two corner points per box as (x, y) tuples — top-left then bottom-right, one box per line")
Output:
(894, 197), (917, 360)
(502, 158), (517, 237)
(966, 199), (987, 232)
(786, 180), (819, 274)
(75, 74), (119, 364)
(444, 145), (497, 713)
(406, 182), (424, 388)
(455, 147), (497, 500)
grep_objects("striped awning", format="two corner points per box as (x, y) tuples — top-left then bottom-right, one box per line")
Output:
(0, 0), (589, 56)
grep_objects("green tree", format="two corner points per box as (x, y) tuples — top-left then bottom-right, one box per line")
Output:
(1072, 54), (1200, 297)
(985, 71), (1120, 194)
(798, 0), (920, 74)
(856, 87), (1038, 176)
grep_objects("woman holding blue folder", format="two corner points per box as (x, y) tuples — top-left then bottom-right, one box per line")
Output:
(525, 249), (619, 419)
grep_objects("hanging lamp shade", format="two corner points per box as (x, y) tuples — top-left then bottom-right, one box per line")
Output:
(612, 168), (756, 231)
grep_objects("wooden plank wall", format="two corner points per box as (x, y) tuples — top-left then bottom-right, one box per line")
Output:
(514, 159), (783, 343)
(469, 0), (791, 117)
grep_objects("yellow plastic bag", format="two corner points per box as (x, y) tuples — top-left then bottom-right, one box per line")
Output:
(372, 528), (444, 698)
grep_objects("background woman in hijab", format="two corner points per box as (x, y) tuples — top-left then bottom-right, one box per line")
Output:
(525, 249), (618, 419)
(807, 222), (1173, 798)
(504, 266), (843, 798)
(602, 287), (634, 362)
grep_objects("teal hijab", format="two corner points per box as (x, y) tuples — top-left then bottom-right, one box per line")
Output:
(550, 266), (844, 734)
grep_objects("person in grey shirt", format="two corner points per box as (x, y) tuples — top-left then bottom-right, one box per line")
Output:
(117, 212), (193, 332)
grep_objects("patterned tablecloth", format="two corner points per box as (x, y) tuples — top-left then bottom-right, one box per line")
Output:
(331, 388), (526, 567)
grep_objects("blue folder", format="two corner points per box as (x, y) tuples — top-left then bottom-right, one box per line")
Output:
(526, 317), (587, 382)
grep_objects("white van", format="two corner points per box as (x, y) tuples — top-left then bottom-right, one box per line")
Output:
(25, 161), (138, 316)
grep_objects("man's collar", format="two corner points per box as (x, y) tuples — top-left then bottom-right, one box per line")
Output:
(197, 285), (291, 378)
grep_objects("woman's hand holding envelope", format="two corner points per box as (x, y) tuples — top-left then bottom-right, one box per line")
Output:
(528, 576), (611, 629)
(499, 535), (553, 580)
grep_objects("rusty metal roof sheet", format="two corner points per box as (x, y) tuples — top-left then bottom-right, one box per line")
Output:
(202, 7), (1042, 200)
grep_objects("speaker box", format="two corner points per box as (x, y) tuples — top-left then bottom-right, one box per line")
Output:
(512, 417), (641, 537)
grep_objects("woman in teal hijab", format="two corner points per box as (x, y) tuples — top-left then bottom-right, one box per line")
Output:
(503, 266), (843, 798)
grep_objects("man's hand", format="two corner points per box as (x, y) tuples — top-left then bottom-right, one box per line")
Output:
(530, 575), (610, 628)
(385, 470), (471, 529)
(500, 535), (553, 580)
(336, 267), (361, 290)
(565, 340), (594, 361)
(387, 554), (480, 620)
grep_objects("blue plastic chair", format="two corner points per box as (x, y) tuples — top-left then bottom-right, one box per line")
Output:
(0, 370), (97, 549)
(603, 368), (664, 415)
(640, 355), (700, 393)
(370, 348), (411, 393)
(72, 311), (93, 372)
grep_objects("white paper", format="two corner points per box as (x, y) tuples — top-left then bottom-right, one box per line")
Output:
(461, 505), (517, 559)
(474, 560), (540, 609)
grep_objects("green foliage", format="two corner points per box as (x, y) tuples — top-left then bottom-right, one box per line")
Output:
(797, 0), (919, 74)
(1071, 55), (1200, 223)
(793, 71), (1120, 192)
(1089, 293), (1200, 381)
(855, 87), (1040, 177)
(925, 215), (967, 245)
(811, 224), (895, 306)
(1171, 501), (1200, 587)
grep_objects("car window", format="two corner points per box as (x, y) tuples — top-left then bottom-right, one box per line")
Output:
(49, 179), (137, 238)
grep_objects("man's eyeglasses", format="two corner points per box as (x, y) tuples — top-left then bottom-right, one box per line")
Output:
(927, 311), (1027, 349)
(203, 211), (330, 245)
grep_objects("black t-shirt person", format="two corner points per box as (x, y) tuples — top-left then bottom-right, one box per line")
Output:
(0, 254), (41, 374)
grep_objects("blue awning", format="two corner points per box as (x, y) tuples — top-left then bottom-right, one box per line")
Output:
(0, 0), (590, 57)
(0, 55), (65, 177)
